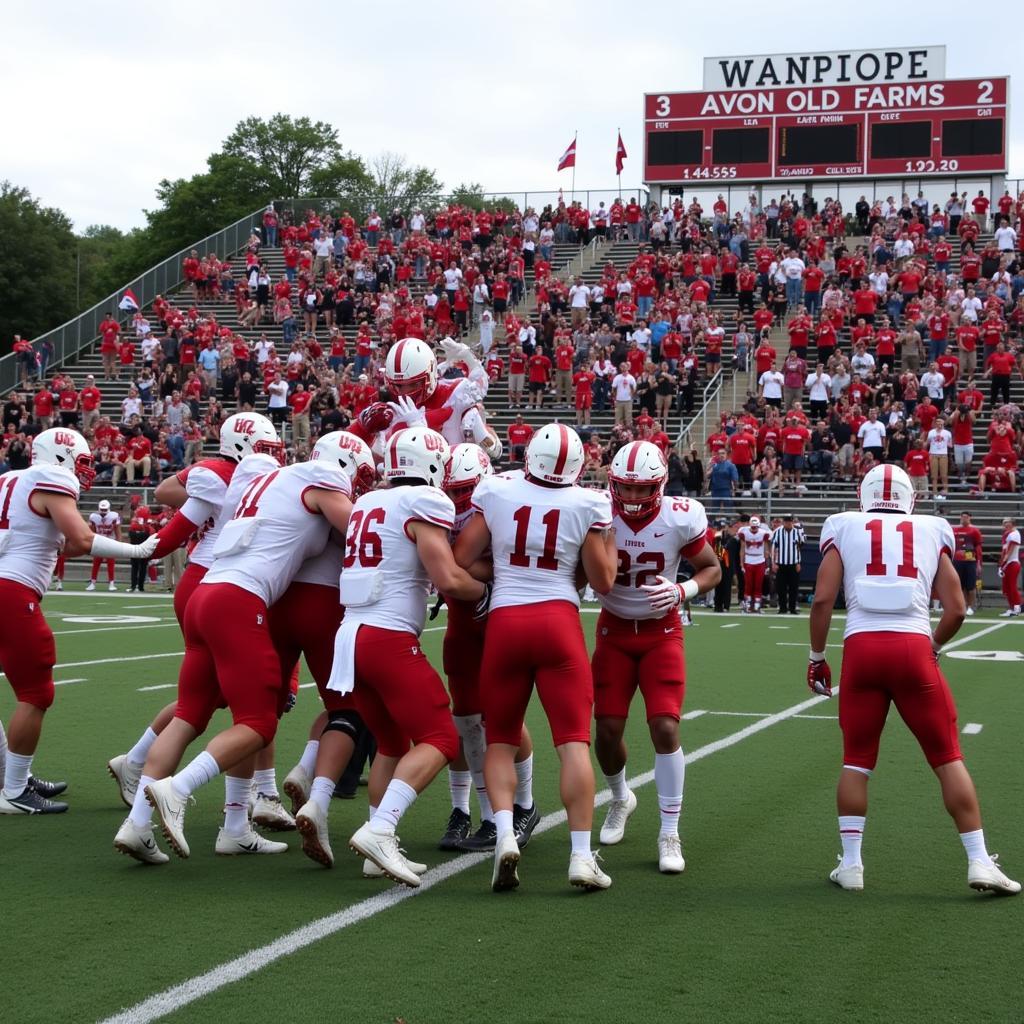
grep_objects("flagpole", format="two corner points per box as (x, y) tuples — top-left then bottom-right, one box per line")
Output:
(617, 127), (622, 202)
(571, 131), (577, 205)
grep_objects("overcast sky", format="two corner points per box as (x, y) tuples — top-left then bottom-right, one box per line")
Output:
(2, 0), (1021, 232)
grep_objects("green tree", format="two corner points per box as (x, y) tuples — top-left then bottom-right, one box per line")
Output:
(363, 152), (444, 216)
(0, 182), (78, 345)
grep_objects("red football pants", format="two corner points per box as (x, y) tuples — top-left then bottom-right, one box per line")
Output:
(0, 580), (56, 710)
(1002, 562), (1021, 608)
(839, 631), (961, 771)
(744, 563), (766, 602)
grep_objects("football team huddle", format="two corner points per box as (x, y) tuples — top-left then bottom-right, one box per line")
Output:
(0, 338), (1019, 896)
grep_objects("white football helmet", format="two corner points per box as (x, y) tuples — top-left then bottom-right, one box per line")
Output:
(608, 441), (667, 519)
(446, 442), (493, 514)
(860, 463), (915, 515)
(525, 423), (584, 486)
(32, 427), (96, 489)
(385, 338), (438, 405)
(384, 428), (451, 489)
(311, 431), (377, 496)
(219, 412), (285, 464)
(98, 499), (111, 513)
(749, 515), (761, 528)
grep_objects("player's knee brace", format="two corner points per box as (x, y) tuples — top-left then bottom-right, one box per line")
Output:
(322, 709), (365, 741)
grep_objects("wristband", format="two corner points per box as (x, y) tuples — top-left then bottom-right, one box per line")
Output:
(680, 579), (700, 601)
(808, 649), (826, 663)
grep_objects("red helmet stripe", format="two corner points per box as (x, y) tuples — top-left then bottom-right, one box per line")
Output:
(882, 464), (893, 500)
(387, 430), (402, 471)
(392, 339), (408, 375)
(626, 442), (640, 472)
(552, 424), (570, 476)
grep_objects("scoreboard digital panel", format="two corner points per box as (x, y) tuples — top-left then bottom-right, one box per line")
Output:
(643, 77), (1007, 182)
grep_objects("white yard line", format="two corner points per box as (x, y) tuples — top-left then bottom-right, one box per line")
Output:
(50, 623), (178, 637)
(53, 678), (87, 687)
(95, 621), (1011, 1024)
(136, 684), (176, 693)
(1, 652), (184, 679)
(721, 623), (740, 629)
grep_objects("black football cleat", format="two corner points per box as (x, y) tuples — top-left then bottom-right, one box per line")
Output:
(456, 819), (497, 852)
(0, 787), (69, 814)
(513, 803), (540, 849)
(27, 775), (68, 798)
(438, 807), (472, 851)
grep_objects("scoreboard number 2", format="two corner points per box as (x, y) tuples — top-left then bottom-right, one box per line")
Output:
(977, 80), (993, 104)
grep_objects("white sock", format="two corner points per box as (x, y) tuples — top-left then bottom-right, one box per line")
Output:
(494, 808), (514, 839)
(514, 754), (534, 808)
(655, 748), (686, 837)
(310, 775), (335, 815)
(1, 751), (32, 798)
(960, 828), (992, 865)
(368, 804), (377, 824)
(298, 740), (319, 777)
(369, 779), (417, 832)
(253, 768), (278, 798)
(223, 776), (251, 836)
(570, 830), (592, 857)
(838, 815), (866, 868)
(448, 769), (472, 814)
(0, 720), (7, 786)
(604, 767), (629, 801)
(129, 775), (156, 828)
(171, 750), (220, 799)
(127, 726), (158, 768)
(473, 773), (494, 822)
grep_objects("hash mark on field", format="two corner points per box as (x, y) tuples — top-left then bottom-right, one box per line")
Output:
(768, 626), (790, 630)
(54, 678), (86, 687)
(721, 623), (740, 629)
(962, 723), (983, 735)
(681, 709), (707, 720)
(97, 623), (1001, 1024)
(137, 684), (176, 692)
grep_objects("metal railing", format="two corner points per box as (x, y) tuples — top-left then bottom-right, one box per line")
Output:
(676, 370), (723, 454)
(0, 205), (268, 394)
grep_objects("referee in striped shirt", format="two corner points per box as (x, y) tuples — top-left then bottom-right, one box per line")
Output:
(771, 514), (805, 613)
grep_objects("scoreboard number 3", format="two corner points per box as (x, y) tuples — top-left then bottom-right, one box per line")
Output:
(655, 95), (671, 117)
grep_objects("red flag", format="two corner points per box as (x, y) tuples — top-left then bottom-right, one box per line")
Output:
(615, 132), (628, 175)
(119, 288), (140, 312)
(557, 137), (576, 172)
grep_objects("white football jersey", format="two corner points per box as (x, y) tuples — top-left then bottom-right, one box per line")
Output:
(203, 459), (351, 606)
(0, 464), (81, 597)
(88, 510), (121, 537)
(339, 484), (455, 636)
(820, 511), (954, 639)
(738, 525), (769, 565)
(176, 458), (236, 569)
(472, 471), (612, 611)
(384, 378), (487, 450)
(600, 496), (709, 620)
(1002, 528), (1021, 563)
(292, 532), (344, 589)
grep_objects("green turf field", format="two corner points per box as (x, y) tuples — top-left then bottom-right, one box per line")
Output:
(2, 591), (1022, 1024)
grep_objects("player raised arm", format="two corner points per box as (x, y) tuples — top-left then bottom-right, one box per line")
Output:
(33, 492), (158, 561)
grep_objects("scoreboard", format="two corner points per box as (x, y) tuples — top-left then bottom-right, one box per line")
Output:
(643, 77), (1007, 183)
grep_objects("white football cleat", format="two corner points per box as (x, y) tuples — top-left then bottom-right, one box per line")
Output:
(364, 850), (427, 879)
(53, 580), (63, 591)
(107, 754), (142, 808)
(252, 793), (296, 831)
(108, 581), (118, 592)
(215, 828), (289, 856)
(600, 789), (637, 845)
(114, 818), (169, 865)
(491, 831), (521, 893)
(998, 609), (1020, 618)
(829, 857), (864, 891)
(965, 606), (975, 616)
(86, 581), (96, 591)
(349, 822), (420, 888)
(295, 800), (334, 868)
(968, 856), (1021, 896)
(145, 778), (191, 859)
(282, 764), (312, 817)
(569, 851), (612, 891)
(658, 833), (686, 874)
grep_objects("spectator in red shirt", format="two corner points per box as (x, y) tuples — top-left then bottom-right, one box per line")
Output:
(727, 424), (756, 493)
(32, 383), (54, 429)
(780, 415), (811, 494)
(978, 451), (1017, 494)
(527, 351), (551, 410)
(984, 342), (1018, 406)
(904, 437), (931, 496)
(573, 366), (595, 427)
(289, 383), (313, 450)
(58, 380), (80, 429)
(554, 340), (575, 408)
(113, 427), (153, 486)
(506, 414), (534, 463)
(80, 374), (103, 436)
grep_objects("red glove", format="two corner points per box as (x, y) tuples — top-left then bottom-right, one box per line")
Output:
(807, 656), (832, 697)
(358, 402), (394, 435)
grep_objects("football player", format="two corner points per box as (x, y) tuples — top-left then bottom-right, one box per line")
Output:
(998, 517), (1021, 617)
(0, 429), (158, 814)
(439, 443), (537, 854)
(326, 429), (491, 888)
(809, 463), (1019, 895)
(114, 442), (353, 863)
(455, 424), (618, 892)
(737, 515), (768, 613)
(107, 414), (295, 833)
(594, 441), (721, 873)
(350, 337), (503, 462)
(86, 498), (122, 591)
